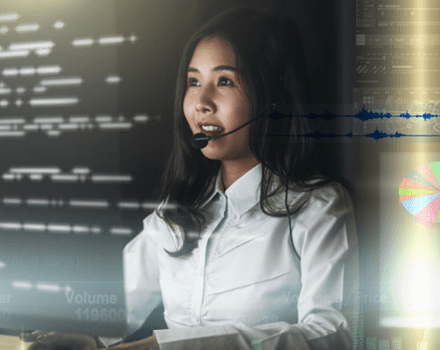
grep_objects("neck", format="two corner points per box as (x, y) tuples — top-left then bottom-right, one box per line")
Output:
(221, 157), (259, 191)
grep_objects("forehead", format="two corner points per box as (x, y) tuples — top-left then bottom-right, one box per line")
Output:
(189, 36), (236, 68)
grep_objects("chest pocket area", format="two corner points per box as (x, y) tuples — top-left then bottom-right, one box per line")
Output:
(207, 216), (299, 294)
(157, 247), (197, 291)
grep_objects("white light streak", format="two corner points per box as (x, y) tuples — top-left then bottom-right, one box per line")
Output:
(54, 21), (65, 29)
(72, 167), (90, 174)
(0, 125), (11, 131)
(0, 13), (19, 22)
(99, 36), (124, 45)
(37, 65), (61, 75)
(91, 226), (101, 234)
(23, 223), (46, 231)
(35, 49), (51, 56)
(10, 167), (60, 174)
(33, 86), (46, 93)
(110, 227), (133, 235)
(34, 117), (64, 123)
(59, 123), (78, 130)
(0, 26), (9, 34)
(142, 202), (159, 210)
(73, 225), (89, 234)
(106, 75), (121, 84)
(95, 116), (112, 122)
(12, 281), (32, 290)
(0, 222), (21, 230)
(91, 175), (133, 183)
(69, 200), (109, 208)
(24, 124), (38, 130)
(129, 34), (138, 43)
(29, 97), (79, 106)
(40, 77), (82, 86)
(3, 68), (18, 76)
(69, 116), (89, 123)
(118, 201), (140, 209)
(51, 174), (79, 182)
(99, 123), (133, 130)
(142, 201), (177, 210)
(0, 118), (24, 124)
(16, 87), (25, 94)
(9, 41), (54, 51)
(15, 99), (23, 107)
(0, 261), (5, 269)
(72, 38), (93, 46)
(29, 174), (43, 181)
(36, 283), (60, 292)
(2, 174), (15, 181)
(0, 131), (25, 137)
(0, 50), (29, 59)
(47, 224), (71, 233)
(134, 115), (150, 122)
(0, 99), (9, 107)
(3, 197), (21, 205)
(0, 88), (11, 95)
(16, 24), (39, 32)
(20, 66), (35, 75)
(53, 199), (64, 206)
(27, 198), (49, 206)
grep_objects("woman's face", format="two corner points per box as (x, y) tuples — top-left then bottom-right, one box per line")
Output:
(183, 36), (256, 164)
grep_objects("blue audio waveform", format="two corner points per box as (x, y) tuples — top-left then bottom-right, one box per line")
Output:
(267, 130), (440, 140)
(349, 108), (439, 122)
(275, 108), (440, 122)
(267, 108), (440, 139)
(295, 130), (438, 140)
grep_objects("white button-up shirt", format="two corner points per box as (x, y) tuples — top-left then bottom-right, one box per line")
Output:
(123, 164), (359, 349)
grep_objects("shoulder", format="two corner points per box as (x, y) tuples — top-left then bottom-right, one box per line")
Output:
(293, 182), (357, 241)
(124, 208), (182, 254)
(307, 181), (353, 210)
(274, 180), (353, 215)
(291, 182), (358, 259)
(292, 181), (355, 230)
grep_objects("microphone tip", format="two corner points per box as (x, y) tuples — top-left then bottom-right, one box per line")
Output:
(191, 133), (210, 149)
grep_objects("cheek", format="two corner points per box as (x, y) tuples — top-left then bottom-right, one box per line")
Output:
(182, 96), (194, 129)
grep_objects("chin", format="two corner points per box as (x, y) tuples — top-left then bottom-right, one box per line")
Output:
(200, 148), (223, 160)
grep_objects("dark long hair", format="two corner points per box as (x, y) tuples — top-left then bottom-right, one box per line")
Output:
(157, 6), (342, 257)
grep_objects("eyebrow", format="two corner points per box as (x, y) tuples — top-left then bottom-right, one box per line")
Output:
(187, 65), (239, 73)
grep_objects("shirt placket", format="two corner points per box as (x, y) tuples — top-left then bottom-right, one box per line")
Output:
(190, 194), (227, 326)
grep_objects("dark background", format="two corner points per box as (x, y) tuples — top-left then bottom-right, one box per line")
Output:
(0, 0), (438, 348)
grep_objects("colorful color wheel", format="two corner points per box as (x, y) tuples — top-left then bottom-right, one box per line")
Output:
(399, 162), (440, 227)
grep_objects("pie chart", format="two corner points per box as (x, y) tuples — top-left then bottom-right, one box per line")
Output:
(399, 162), (440, 227)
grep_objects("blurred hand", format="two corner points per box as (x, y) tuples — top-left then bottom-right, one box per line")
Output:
(109, 335), (160, 349)
(20, 330), (97, 350)
(20, 331), (160, 350)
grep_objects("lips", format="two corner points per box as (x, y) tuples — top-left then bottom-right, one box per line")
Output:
(201, 125), (224, 131)
(198, 122), (224, 134)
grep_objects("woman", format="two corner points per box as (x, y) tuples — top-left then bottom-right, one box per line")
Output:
(23, 6), (359, 350)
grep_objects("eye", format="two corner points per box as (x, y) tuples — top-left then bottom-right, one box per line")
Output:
(218, 77), (233, 86)
(188, 77), (200, 87)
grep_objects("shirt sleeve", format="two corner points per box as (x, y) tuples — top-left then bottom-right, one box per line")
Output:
(123, 212), (163, 337)
(154, 184), (360, 350)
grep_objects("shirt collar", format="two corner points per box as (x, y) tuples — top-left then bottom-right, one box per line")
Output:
(197, 168), (221, 209)
(200, 163), (262, 219)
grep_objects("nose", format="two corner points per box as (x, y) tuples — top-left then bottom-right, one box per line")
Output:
(195, 85), (216, 114)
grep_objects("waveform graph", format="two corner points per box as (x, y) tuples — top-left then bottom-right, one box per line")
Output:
(399, 162), (440, 227)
